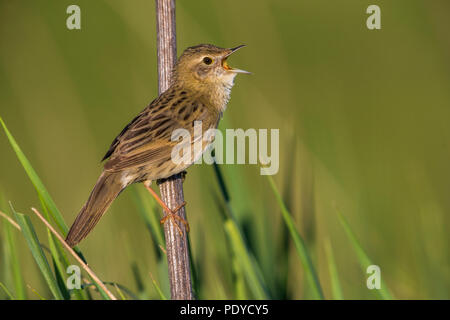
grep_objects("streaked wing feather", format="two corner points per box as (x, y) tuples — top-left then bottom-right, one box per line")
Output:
(103, 91), (215, 173)
(104, 141), (177, 171)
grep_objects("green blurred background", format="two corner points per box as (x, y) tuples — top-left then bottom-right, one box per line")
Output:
(1, 0), (449, 299)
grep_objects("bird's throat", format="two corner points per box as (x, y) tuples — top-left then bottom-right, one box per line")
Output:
(205, 73), (237, 114)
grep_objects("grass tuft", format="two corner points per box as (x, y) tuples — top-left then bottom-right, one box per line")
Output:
(267, 175), (324, 299)
(10, 204), (64, 300)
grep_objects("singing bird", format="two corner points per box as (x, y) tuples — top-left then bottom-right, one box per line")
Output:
(65, 44), (249, 247)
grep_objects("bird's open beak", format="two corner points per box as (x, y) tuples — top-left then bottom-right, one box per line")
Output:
(222, 45), (251, 74)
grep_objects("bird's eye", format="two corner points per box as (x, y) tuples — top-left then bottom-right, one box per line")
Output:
(203, 57), (213, 65)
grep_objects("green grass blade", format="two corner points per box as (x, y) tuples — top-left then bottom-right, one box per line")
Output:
(212, 163), (268, 299)
(75, 279), (110, 300)
(187, 234), (200, 299)
(38, 196), (72, 299)
(48, 233), (72, 299)
(2, 218), (27, 299)
(12, 208), (64, 300)
(80, 282), (136, 300)
(337, 212), (394, 300)
(51, 256), (70, 300)
(98, 285), (113, 300)
(38, 196), (89, 300)
(108, 282), (138, 300)
(0, 117), (68, 234)
(0, 119), (91, 298)
(157, 258), (171, 299)
(28, 285), (46, 300)
(231, 254), (248, 299)
(113, 284), (127, 300)
(129, 262), (146, 299)
(149, 272), (167, 300)
(224, 219), (268, 299)
(0, 282), (15, 299)
(267, 176), (324, 299)
(0, 193), (26, 300)
(324, 239), (343, 300)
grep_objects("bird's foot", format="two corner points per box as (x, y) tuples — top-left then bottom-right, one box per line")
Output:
(160, 202), (189, 236)
(180, 171), (187, 183)
(144, 183), (189, 236)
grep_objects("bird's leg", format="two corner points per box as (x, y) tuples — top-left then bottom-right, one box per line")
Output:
(180, 170), (187, 183)
(144, 181), (189, 235)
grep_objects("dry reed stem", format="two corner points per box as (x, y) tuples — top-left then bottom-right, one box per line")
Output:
(31, 207), (117, 300)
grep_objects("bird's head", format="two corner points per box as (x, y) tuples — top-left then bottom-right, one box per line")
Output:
(173, 44), (250, 93)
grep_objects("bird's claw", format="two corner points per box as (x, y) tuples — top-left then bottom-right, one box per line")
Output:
(160, 201), (189, 235)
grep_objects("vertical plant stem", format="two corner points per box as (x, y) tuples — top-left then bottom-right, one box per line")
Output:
(155, 0), (193, 300)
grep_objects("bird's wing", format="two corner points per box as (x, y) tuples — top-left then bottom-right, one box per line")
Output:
(103, 95), (215, 173)
(101, 97), (158, 162)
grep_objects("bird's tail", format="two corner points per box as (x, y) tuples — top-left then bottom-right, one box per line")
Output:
(66, 171), (126, 247)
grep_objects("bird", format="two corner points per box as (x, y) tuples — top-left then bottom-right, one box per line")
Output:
(65, 44), (249, 247)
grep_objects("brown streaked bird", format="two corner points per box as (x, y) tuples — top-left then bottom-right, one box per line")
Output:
(65, 44), (249, 247)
